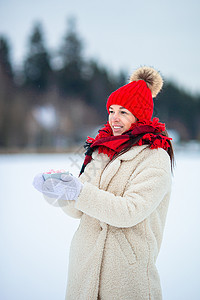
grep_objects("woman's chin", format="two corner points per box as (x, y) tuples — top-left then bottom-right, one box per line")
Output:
(113, 131), (122, 136)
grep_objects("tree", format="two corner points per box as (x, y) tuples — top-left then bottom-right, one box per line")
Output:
(23, 23), (52, 91)
(0, 36), (13, 79)
(83, 61), (126, 118)
(57, 17), (85, 95)
(154, 82), (199, 140)
(0, 36), (14, 147)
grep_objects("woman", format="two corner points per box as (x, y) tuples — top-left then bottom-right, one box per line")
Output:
(33, 66), (174, 300)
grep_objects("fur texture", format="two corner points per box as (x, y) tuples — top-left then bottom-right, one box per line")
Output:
(59, 145), (171, 300)
(129, 66), (163, 97)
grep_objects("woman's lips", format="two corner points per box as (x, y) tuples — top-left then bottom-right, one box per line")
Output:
(112, 125), (123, 132)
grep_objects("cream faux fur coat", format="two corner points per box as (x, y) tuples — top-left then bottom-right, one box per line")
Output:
(61, 145), (172, 300)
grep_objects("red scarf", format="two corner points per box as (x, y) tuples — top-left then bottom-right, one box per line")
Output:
(80, 118), (172, 175)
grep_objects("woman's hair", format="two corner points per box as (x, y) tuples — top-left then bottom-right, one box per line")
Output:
(161, 129), (175, 171)
(112, 130), (175, 172)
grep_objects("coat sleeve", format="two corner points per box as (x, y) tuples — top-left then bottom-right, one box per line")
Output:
(75, 151), (171, 227)
(60, 200), (83, 219)
(43, 195), (83, 219)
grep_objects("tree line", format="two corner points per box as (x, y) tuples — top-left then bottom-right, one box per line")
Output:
(0, 17), (199, 150)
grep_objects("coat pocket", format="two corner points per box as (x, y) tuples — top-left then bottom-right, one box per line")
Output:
(112, 228), (137, 265)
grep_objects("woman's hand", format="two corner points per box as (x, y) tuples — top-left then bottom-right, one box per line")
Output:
(33, 173), (83, 201)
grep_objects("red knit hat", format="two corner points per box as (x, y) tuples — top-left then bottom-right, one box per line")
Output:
(106, 66), (163, 121)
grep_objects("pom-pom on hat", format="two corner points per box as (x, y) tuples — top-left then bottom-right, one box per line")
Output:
(106, 66), (163, 121)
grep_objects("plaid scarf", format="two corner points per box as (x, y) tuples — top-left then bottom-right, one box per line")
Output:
(79, 118), (172, 175)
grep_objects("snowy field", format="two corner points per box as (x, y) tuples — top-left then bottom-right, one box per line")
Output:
(0, 149), (200, 300)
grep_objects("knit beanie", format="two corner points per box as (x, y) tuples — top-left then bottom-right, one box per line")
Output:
(106, 66), (163, 121)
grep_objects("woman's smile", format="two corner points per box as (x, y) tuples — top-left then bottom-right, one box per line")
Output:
(111, 124), (123, 134)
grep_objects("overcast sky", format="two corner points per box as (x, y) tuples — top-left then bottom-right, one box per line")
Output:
(1, 0), (200, 94)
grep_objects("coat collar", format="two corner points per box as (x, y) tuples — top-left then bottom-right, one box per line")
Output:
(92, 145), (148, 162)
(97, 145), (148, 190)
(114, 144), (148, 161)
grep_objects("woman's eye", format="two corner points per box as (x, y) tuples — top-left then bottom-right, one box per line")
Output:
(109, 111), (114, 114)
(121, 111), (127, 114)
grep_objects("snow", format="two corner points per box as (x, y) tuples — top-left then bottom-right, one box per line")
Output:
(0, 150), (200, 300)
(33, 105), (58, 130)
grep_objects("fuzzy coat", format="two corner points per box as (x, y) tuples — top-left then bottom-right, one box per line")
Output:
(61, 145), (171, 300)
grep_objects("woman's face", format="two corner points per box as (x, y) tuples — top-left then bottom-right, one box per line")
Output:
(108, 105), (137, 136)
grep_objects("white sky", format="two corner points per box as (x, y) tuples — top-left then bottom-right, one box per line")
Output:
(0, 0), (200, 94)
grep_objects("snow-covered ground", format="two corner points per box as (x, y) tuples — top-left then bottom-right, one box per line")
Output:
(0, 149), (200, 300)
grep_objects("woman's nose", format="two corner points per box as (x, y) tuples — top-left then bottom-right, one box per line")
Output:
(112, 113), (120, 121)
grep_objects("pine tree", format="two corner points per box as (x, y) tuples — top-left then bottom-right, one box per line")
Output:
(0, 36), (14, 147)
(154, 82), (198, 140)
(0, 36), (13, 79)
(57, 17), (85, 95)
(23, 23), (51, 91)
